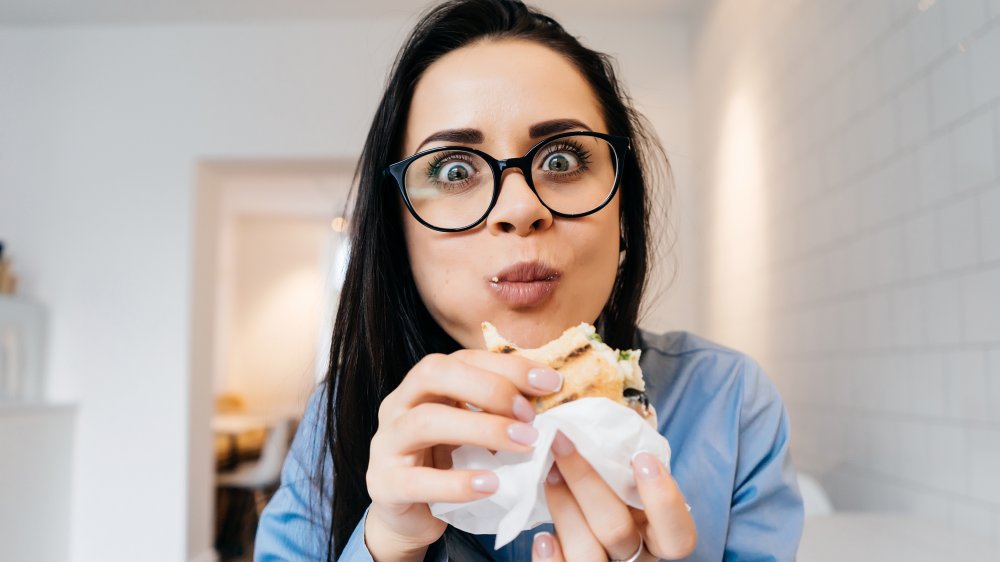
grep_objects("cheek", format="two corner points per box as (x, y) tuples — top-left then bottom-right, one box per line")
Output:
(587, 199), (621, 269)
(405, 223), (439, 293)
(403, 219), (474, 312)
(562, 200), (621, 310)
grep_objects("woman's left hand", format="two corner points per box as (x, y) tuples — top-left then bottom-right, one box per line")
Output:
(532, 432), (697, 562)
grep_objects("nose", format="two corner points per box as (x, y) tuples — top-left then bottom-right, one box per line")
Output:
(486, 168), (554, 236)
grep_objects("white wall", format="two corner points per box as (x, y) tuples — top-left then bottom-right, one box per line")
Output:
(0, 13), (694, 561)
(0, 19), (414, 562)
(692, 0), (1000, 541)
(565, 19), (698, 336)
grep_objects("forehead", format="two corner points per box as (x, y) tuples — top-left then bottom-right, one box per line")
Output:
(403, 39), (607, 154)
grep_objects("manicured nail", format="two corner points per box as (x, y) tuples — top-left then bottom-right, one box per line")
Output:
(507, 422), (539, 445)
(551, 431), (575, 456)
(471, 472), (499, 493)
(528, 368), (563, 392)
(546, 464), (563, 486)
(512, 394), (536, 423)
(632, 451), (661, 480)
(534, 531), (556, 559)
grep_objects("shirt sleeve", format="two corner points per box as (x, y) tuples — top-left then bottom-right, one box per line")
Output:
(254, 384), (377, 561)
(723, 359), (805, 562)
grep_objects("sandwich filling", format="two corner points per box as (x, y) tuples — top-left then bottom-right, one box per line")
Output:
(482, 321), (655, 424)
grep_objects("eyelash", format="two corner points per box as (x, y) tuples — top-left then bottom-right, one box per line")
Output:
(425, 151), (476, 184)
(539, 141), (592, 172)
(542, 141), (590, 181)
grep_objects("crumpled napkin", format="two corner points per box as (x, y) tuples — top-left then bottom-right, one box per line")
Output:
(429, 397), (671, 549)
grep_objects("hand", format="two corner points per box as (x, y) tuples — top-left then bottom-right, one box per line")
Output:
(364, 349), (564, 562)
(532, 432), (696, 562)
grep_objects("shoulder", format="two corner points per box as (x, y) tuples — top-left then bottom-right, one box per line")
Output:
(303, 381), (330, 425)
(633, 328), (781, 419)
(635, 328), (748, 360)
(295, 382), (330, 451)
(279, 382), (332, 483)
(635, 328), (764, 383)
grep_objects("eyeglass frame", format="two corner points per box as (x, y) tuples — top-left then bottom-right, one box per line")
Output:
(382, 130), (632, 233)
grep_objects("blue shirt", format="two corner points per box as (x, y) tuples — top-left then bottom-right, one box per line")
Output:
(255, 329), (805, 561)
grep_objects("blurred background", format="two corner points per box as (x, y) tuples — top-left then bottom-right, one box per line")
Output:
(1, 0), (998, 560)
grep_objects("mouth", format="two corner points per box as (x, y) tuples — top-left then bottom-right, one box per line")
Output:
(487, 260), (562, 308)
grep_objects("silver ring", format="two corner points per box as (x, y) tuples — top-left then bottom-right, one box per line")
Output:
(610, 535), (644, 562)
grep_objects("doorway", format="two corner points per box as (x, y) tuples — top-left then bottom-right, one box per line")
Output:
(190, 160), (354, 560)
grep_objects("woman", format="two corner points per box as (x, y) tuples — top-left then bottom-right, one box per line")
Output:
(255, 0), (804, 560)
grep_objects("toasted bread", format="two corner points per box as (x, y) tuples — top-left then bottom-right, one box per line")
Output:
(482, 321), (655, 424)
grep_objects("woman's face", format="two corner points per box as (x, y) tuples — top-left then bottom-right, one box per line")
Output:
(400, 38), (621, 349)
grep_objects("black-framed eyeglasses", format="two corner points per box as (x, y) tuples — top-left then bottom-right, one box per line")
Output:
(383, 131), (631, 232)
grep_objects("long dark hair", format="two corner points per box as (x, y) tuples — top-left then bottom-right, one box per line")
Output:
(314, 0), (669, 559)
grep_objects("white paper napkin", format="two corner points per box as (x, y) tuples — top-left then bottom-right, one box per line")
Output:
(429, 397), (671, 549)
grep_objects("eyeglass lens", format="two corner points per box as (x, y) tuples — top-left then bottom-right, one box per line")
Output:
(402, 134), (618, 230)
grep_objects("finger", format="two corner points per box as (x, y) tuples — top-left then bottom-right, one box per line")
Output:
(368, 465), (499, 505)
(544, 465), (605, 562)
(632, 452), (697, 560)
(384, 353), (539, 424)
(391, 402), (538, 454)
(551, 432), (641, 560)
(451, 349), (564, 396)
(532, 531), (564, 561)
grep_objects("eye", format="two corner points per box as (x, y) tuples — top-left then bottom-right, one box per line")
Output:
(544, 152), (578, 172)
(425, 151), (478, 185)
(440, 162), (472, 182)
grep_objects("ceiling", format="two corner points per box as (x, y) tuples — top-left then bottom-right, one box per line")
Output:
(0, 0), (704, 25)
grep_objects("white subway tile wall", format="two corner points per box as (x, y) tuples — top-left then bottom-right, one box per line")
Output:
(937, 195), (979, 271)
(982, 183), (1000, 262)
(694, 0), (1000, 541)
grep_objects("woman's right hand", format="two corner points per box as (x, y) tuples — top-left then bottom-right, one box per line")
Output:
(363, 349), (564, 562)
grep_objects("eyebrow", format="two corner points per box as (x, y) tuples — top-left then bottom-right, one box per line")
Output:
(528, 118), (593, 139)
(414, 118), (593, 153)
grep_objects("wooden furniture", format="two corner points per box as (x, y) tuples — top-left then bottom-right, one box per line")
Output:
(213, 415), (294, 559)
(213, 412), (270, 471)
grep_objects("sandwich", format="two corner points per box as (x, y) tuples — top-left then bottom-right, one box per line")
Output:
(482, 321), (656, 425)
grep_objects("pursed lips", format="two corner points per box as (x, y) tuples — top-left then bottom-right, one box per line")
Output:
(487, 260), (562, 308)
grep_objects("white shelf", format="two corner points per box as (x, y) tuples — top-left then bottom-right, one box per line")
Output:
(0, 401), (74, 562)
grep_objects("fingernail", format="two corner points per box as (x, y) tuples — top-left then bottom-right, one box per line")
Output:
(471, 472), (499, 493)
(528, 368), (563, 392)
(533, 531), (555, 559)
(507, 422), (539, 445)
(512, 394), (536, 423)
(551, 431), (575, 456)
(631, 451), (661, 480)
(546, 464), (563, 486)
